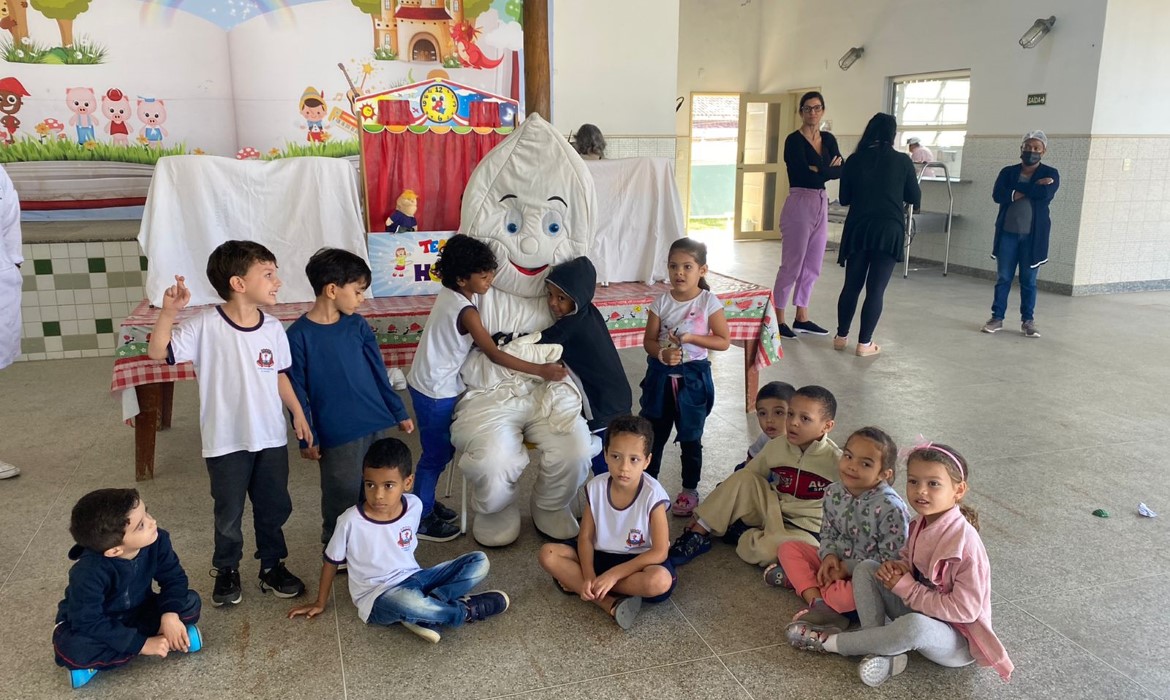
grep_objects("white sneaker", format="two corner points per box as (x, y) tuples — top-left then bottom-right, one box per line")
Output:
(387, 368), (408, 391)
(858, 653), (908, 687)
(401, 621), (441, 643)
(0, 461), (19, 480)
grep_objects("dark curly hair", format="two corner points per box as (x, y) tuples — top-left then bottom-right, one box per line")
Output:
(363, 437), (414, 478)
(605, 415), (655, 457)
(433, 234), (498, 291)
(70, 488), (140, 553)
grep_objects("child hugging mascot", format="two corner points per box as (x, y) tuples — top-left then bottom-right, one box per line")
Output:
(451, 114), (596, 547)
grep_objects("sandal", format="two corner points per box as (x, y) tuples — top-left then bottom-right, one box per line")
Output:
(855, 342), (881, 357)
(833, 335), (847, 351)
(609, 595), (642, 630)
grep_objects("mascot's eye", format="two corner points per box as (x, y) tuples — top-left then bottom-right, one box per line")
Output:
(541, 210), (564, 237)
(503, 207), (522, 235)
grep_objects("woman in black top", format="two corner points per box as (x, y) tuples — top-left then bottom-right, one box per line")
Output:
(772, 91), (843, 339)
(833, 113), (921, 357)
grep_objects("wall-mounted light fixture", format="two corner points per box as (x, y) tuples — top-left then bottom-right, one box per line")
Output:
(1019, 16), (1056, 49)
(838, 46), (864, 71)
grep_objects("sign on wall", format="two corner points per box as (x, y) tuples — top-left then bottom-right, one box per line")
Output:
(369, 230), (455, 297)
(1027, 93), (1047, 106)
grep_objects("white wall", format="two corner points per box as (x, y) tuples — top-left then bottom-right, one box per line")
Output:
(757, 0), (1108, 138)
(550, 0), (679, 136)
(674, 0), (762, 137)
(1092, 0), (1170, 135)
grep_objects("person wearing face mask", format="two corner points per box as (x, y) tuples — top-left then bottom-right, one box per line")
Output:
(982, 131), (1058, 338)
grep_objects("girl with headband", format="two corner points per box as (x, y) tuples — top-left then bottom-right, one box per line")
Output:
(785, 441), (1014, 688)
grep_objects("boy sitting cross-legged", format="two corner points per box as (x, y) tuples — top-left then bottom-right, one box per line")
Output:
(538, 415), (677, 630)
(288, 438), (510, 643)
(53, 489), (202, 689)
(668, 385), (842, 567)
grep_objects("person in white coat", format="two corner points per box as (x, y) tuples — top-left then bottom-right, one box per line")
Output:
(1, 164), (23, 479)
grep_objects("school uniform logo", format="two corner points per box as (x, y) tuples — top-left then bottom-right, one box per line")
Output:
(626, 529), (645, 549)
(256, 348), (275, 368)
(397, 527), (413, 549)
(770, 466), (831, 500)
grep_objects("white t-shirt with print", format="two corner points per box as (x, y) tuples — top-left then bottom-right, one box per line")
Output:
(407, 287), (478, 399)
(324, 495), (423, 623)
(650, 289), (723, 362)
(169, 307), (291, 458)
(585, 473), (670, 555)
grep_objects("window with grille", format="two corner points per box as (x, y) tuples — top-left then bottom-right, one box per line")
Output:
(890, 71), (969, 180)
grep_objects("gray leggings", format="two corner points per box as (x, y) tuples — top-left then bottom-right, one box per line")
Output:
(834, 559), (975, 667)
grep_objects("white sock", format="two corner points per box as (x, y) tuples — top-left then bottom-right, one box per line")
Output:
(823, 634), (839, 653)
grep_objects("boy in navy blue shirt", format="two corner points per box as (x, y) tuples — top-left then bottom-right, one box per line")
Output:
(53, 489), (202, 689)
(287, 248), (418, 552)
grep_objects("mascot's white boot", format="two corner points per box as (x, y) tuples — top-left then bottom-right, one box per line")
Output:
(450, 114), (597, 547)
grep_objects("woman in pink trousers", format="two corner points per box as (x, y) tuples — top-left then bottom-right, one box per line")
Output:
(773, 91), (842, 339)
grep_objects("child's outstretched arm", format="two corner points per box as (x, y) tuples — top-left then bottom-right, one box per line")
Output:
(460, 306), (568, 382)
(679, 309), (730, 352)
(147, 275), (190, 361)
(288, 561), (339, 619)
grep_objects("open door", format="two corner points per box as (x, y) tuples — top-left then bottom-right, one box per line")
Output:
(732, 93), (794, 241)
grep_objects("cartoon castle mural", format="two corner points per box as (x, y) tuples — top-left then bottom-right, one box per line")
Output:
(374, 0), (466, 63)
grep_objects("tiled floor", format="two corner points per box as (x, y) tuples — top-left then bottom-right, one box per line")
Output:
(2, 239), (1168, 698)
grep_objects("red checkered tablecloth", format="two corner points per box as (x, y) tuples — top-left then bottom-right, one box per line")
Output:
(112, 272), (781, 395)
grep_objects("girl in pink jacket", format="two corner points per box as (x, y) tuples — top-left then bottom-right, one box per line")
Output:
(785, 443), (1013, 687)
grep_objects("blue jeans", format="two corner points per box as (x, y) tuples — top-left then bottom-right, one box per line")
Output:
(407, 386), (459, 517)
(992, 232), (1039, 322)
(366, 552), (488, 628)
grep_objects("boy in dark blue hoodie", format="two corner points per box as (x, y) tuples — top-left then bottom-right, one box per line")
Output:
(540, 256), (633, 475)
(53, 489), (202, 689)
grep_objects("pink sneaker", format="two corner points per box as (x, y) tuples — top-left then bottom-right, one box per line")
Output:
(671, 490), (699, 517)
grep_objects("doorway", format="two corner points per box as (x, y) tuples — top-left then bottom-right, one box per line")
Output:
(686, 93), (739, 261)
(411, 36), (438, 62)
(731, 91), (807, 241)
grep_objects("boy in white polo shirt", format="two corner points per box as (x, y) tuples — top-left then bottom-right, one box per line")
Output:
(538, 416), (677, 630)
(288, 438), (509, 643)
(148, 240), (312, 607)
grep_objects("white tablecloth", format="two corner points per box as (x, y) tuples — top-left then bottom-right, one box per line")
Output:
(584, 157), (685, 284)
(138, 155), (367, 307)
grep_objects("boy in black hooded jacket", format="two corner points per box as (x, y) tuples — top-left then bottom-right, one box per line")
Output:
(539, 256), (632, 475)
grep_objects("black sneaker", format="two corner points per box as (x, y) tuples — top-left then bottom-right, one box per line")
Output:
(668, 530), (712, 566)
(792, 319), (830, 336)
(418, 512), (461, 542)
(210, 566), (242, 606)
(461, 590), (510, 622)
(258, 562), (305, 598)
(432, 500), (458, 523)
(779, 323), (797, 339)
(722, 519), (751, 546)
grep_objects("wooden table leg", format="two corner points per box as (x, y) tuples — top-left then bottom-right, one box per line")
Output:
(134, 383), (162, 481)
(743, 338), (759, 413)
(159, 382), (175, 430)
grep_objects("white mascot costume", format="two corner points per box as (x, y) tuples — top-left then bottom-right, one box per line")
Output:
(451, 114), (595, 547)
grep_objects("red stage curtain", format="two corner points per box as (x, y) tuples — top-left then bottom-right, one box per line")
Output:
(362, 130), (506, 232)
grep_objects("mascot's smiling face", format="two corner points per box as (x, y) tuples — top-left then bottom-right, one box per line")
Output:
(460, 114), (595, 299)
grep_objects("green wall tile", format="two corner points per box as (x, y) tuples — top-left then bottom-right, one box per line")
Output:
(33, 259), (52, 275)
(63, 335), (99, 351)
(21, 337), (46, 354)
(88, 258), (106, 273)
(42, 321), (60, 337)
(139, 256), (148, 271)
(95, 318), (114, 334)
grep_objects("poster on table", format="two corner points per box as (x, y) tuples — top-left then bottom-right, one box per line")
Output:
(369, 230), (456, 297)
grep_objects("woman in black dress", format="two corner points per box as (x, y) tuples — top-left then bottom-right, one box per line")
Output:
(833, 113), (921, 357)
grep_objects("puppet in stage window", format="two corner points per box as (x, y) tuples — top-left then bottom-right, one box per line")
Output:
(384, 190), (419, 233)
(447, 114), (597, 547)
